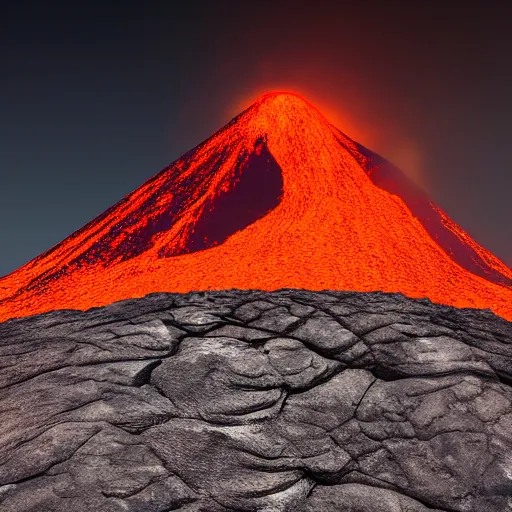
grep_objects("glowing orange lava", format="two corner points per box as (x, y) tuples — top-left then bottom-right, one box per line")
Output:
(1, 92), (511, 322)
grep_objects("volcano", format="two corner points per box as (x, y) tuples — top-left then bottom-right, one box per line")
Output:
(1, 92), (511, 322)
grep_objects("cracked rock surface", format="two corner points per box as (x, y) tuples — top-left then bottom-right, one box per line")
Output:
(0, 289), (511, 511)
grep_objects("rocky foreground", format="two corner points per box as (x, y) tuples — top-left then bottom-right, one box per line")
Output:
(0, 289), (511, 511)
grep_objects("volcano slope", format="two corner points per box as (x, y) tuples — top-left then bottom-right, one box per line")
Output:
(0, 289), (511, 512)
(0, 92), (511, 323)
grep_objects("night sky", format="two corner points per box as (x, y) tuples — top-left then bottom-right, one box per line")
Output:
(2, 1), (511, 278)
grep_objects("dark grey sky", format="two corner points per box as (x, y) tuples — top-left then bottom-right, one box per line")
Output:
(1, 1), (511, 277)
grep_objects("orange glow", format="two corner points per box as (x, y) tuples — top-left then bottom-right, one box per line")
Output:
(230, 87), (370, 145)
(0, 92), (511, 322)
(230, 87), (425, 188)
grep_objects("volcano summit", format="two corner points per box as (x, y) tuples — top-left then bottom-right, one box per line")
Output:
(1, 92), (511, 321)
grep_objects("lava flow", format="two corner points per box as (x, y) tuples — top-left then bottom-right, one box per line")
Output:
(1, 92), (511, 322)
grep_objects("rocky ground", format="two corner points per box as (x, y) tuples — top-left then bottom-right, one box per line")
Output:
(0, 289), (511, 511)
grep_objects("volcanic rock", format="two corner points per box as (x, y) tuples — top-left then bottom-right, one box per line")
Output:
(1, 289), (511, 511)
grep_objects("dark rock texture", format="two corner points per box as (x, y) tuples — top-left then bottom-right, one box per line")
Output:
(0, 289), (511, 511)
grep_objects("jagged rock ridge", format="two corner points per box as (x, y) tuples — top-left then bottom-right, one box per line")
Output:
(0, 289), (511, 511)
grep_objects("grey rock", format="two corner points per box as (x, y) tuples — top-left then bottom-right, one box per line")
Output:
(0, 289), (511, 511)
(303, 483), (440, 511)
(262, 337), (341, 389)
(151, 336), (285, 424)
(248, 306), (300, 333)
(291, 312), (361, 356)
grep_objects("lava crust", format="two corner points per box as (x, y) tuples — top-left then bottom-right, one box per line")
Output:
(0, 289), (511, 511)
